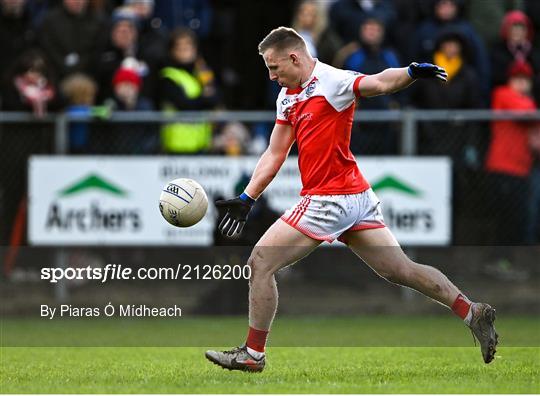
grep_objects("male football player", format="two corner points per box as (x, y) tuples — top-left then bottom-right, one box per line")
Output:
(205, 27), (498, 372)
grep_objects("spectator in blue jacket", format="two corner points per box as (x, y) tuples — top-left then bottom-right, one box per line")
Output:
(343, 17), (401, 155)
(343, 17), (401, 110)
(153, 0), (212, 39)
(413, 0), (490, 101)
(329, 0), (396, 44)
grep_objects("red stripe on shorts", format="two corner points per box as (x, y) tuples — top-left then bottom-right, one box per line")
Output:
(291, 197), (311, 227)
(287, 197), (305, 223)
(288, 197), (309, 226)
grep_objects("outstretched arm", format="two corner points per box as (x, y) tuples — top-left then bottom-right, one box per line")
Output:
(358, 63), (447, 97)
(215, 122), (295, 236)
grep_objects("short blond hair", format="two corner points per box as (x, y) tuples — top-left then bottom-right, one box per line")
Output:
(258, 26), (307, 55)
(61, 73), (97, 105)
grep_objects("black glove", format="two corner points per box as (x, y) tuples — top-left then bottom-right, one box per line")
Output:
(408, 62), (448, 82)
(215, 196), (254, 237)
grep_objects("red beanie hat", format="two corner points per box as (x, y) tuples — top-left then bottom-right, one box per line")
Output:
(500, 10), (534, 42)
(112, 68), (141, 88)
(508, 60), (534, 79)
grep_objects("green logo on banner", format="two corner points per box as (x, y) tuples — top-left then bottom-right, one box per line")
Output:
(58, 174), (127, 197)
(372, 175), (421, 197)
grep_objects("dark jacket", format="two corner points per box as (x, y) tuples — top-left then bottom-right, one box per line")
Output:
(344, 46), (401, 109)
(329, 0), (396, 44)
(0, 8), (36, 79)
(411, 63), (483, 159)
(411, 64), (482, 109)
(134, 19), (168, 101)
(414, 18), (491, 98)
(97, 22), (167, 103)
(38, 5), (107, 79)
(490, 41), (540, 88)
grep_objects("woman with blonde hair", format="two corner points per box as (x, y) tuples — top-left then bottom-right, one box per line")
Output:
(291, 0), (342, 65)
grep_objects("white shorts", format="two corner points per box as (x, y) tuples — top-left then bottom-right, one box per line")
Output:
(280, 189), (386, 243)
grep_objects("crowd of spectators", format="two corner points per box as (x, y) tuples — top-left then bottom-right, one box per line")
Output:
(0, 0), (539, 244)
(0, 2), (537, 108)
(1, 0), (538, 125)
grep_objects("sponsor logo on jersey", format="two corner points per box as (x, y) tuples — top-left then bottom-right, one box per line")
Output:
(297, 112), (313, 123)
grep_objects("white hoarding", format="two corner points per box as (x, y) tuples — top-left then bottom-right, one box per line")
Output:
(29, 156), (451, 246)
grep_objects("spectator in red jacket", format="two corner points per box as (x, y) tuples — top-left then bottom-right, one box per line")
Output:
(485, 60), (537, 245)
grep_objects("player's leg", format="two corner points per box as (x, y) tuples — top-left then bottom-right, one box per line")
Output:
(206, 218), (321, 372)
(344, 227), (461, 306)
(248, 218), (322, 331)
(343, 226), (498, 363)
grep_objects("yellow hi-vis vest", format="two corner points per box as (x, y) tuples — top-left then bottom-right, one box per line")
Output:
(160, 67), (212, 153)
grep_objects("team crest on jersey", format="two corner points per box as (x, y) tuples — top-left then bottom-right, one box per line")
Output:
(305, 77), (318, 98)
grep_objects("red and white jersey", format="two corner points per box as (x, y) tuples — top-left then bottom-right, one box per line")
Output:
(275, 60), (370, 196)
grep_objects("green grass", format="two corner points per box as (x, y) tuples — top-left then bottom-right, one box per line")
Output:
(1, 316), (539, 393)
(3, 315), (539, 347)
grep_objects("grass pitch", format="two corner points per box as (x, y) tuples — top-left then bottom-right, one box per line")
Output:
(1, 316), (539, 393)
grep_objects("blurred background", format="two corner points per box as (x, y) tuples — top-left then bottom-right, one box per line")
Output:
(1, 0), (539, 326)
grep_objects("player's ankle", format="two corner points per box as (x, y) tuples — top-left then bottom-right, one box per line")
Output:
(451, 294), (473, 325)
(246, 326), (268, 359)
(246, 346), (265, 360)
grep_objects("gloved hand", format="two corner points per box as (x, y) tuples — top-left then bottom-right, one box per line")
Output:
(215, 193), (255, 237)
(408, 62), (448, 82)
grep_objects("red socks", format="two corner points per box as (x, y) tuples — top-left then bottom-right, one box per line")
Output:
(246, 326), (269, 353)
(451, 293), (472, 320)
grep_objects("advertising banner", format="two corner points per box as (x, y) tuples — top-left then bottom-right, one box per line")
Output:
(29, 156), (451, 246)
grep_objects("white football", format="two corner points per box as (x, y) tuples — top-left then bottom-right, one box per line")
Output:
(159, 178), (208, 227)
